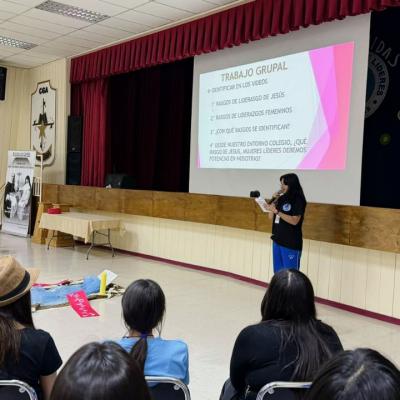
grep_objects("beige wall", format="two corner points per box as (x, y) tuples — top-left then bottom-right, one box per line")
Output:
(0, 66), (29, 187)
(0, 59), (70, 188)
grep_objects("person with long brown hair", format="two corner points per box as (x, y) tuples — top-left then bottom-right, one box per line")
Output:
(0, 256), (62, 400)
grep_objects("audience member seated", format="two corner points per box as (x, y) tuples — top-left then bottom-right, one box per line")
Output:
(305, 348), (400, 400)
(0, 256), (62, 400)
(113, 279), (189, 383)
(50, 342), (151, 400)
(221, 269), (343, 400)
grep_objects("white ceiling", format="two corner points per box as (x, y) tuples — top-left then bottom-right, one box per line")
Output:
(0, 0), (251, 68)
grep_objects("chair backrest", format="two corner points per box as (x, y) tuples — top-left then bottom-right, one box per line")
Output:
(256, 381), (312, 400)
(145, 376), (191, 400)
(0, 380), (38, 400)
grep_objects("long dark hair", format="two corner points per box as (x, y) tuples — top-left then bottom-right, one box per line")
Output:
(122, 279), (166, 371)
(280, 173), (306, 203)
(261, 269), (333, 381)
(24, 175), (31, 188)
(306, 349), (400, 400)
(0, 291), (34, 367)
(50, 342), (151, 400)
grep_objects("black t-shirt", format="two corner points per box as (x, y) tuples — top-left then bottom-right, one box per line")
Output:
(271, 194), (306, 250)
(229, 321), (343, 399)
(0, 328), (62, 400)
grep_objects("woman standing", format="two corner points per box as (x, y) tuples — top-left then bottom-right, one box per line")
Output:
(266, 173), (306, 273)
(0, 256), (62, 400)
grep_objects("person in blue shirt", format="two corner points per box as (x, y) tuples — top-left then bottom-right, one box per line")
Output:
(114, 279), (189, 384)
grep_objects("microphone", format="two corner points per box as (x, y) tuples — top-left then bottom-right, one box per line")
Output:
(267, 190), (284, 204)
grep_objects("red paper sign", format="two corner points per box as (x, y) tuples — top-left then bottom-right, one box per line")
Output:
(67, 290), (99, 318)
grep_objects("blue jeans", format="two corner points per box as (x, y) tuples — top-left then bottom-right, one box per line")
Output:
(272, 242), (301, 273)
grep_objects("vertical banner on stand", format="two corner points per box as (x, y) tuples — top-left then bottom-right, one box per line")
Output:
(2, 151), (36, 237)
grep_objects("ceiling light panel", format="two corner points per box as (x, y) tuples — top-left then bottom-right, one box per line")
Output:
(35, 0), (110, 23)
(25, 8), (94, 28)
(60, 0), (127, 16)
(0, 35), (37, 49)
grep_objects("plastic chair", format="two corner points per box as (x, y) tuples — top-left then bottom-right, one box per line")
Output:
(145, 376), (191, 400)
(0, 380), (38, 400)
(256, 381), (311, 400)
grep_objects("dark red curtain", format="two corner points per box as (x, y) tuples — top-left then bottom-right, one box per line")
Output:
(72, 79), (110, 186)
(108, 58), (193, 191)
(70, 0), (400, 83)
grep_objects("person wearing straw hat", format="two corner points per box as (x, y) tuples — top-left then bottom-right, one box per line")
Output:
(0, 256), (62, 400)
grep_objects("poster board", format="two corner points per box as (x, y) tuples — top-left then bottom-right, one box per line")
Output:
(2, 151), (36, 237)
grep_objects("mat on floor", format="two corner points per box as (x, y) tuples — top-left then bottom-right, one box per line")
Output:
(31, 277), (124, 311)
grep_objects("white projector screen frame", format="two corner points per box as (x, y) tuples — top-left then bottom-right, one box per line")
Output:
(189, 14), (371, 205)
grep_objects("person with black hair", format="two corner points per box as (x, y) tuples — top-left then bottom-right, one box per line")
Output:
(266, 173), (307, 272)
(113, 279), (189, 383)
(221, 269), (342, 400)
(305, 348), (400, 400)
(50, 342), (151, 400)
(0, 256), (62, 400)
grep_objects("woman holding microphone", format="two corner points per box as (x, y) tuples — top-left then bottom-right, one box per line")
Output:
(266, 173), (307, 273)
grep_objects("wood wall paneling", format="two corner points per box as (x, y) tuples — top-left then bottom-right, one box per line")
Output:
(216, 197), (256, 230)
(58, 184), (75, 205)
(122, 189), (153, 216)
(41, 184), (400, 254)
(255, 205), (271, 233)
(350, 207), (400, 252)
(153, 191), (186, 220)
(95, 188), (123, 212)
(303, 204), (351, 245)
(184, 193), (218, 224)
(42, 184), (59, 204)
(74, 186), (98, 209)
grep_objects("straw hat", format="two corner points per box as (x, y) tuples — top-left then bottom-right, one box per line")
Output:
(0, 256), (39, 307)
